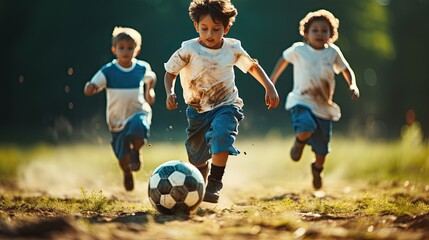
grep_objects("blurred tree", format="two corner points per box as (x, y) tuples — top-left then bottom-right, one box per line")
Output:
(385, 0), (429, 137)
(0, 0), (427, 143)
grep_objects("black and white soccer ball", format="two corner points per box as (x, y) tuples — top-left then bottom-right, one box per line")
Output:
(148, 160), (205, 215)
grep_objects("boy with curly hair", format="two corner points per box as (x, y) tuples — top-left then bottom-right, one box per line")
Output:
(270, 9), (360, 190)
(164, 0), (279, 203)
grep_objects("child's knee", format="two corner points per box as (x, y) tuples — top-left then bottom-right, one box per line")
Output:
(119, 156), (130, 171)
(131, 137), (145, 148)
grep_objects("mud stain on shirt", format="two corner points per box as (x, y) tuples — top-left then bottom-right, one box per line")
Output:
(188, 76), (205, 112)
(177, 51), (190, 63)
(187, 77), (233, 112)
(186, 57), (234, 112)
(207, 81), (232, 107)
(301, 78), (332, 104)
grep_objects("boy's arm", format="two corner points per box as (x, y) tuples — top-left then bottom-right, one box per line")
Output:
(269, 57), (289, 85)
(248, 64), (279, 110)
(84, 71), (105, 96)
(341, 67), (360, 100)
(144, 76), (157, 105)
(164, 72), (178, 110)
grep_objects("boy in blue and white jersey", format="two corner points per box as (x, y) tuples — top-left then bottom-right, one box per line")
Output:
(84, 27), (156, 191)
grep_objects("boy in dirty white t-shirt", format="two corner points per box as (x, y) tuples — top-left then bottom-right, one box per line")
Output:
(270, 9), (360, 190)
(163, 0), (279, 203)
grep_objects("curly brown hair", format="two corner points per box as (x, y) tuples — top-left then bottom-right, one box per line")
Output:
(189, 0), (238, 28)
(299, 9), (339, 43)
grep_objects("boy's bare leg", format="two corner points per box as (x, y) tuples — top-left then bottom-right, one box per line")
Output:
(291, 131), (312, 161)
(133, 138), (145, 150)
(314, 154), (325, 169)
(203, 152), (228, 203)
(297, 131), (312, 141)
(129, 138), (145, 171)
(119, 155), (134, 191)
(211, 152), (228, 167)
(311, 154), (325, 190)
(195, 161), (209, 183)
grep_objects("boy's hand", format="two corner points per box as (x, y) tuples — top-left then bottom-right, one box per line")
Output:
(84, 82), (97, 96)
(247, 64), (280, 110)
(146, 88), (156, 105)
(166, 93), (178, 110)
(265, 87), (280, 110)
(349, 84), (360, 100)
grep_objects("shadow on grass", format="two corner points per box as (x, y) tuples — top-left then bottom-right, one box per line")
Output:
(260, 193), (301, 202)
(88, 210), (195, 225)
(0, 216), (81, 239)
(0, 211), (194, 239)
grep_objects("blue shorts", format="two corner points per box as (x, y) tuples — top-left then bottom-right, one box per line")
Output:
(185, 105), (244, 165)
(290, 105), (332, 156)
(111, 112), (150, 161)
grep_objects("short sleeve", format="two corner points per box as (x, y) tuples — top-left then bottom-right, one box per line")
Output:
(139, 61), (156, 83)
(164, 43), (190, 75)
(234, 41), (258, 73)
(144, 70), (156, 83)
(282, 42), (301, 63)
(332, 45), (349, 74)
(90, 70), (107, 89)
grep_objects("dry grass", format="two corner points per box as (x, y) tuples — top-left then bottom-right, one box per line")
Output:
(0, 124), (428, 239)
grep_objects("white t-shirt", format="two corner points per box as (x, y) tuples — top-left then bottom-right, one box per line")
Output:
(283, 42), (349, 121)
(90, 58), (155, 132)
(164, 38), (257, 113)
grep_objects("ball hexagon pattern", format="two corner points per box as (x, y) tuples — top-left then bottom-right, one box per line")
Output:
(148, 160), (205, 215)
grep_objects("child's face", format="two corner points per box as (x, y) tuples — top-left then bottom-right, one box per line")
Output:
(111, 39), (139, 67)
(305, 20), (331, 49)
(194, 14), (230, 49)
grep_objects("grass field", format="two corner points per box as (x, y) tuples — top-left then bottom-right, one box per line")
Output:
(1, 124), (428, 239)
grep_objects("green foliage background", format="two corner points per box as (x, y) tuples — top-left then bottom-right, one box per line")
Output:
(1, 0), (428, 143)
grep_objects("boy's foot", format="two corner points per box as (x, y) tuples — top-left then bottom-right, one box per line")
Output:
(311, 162), (323, 190)
(203, 177), (223, 203)
(123, 170), (134, 191)
(290, 137), (306, 161)
(129, 149), (141, 171)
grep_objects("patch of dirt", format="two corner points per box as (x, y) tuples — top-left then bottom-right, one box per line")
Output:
(1, 181), (429, 240)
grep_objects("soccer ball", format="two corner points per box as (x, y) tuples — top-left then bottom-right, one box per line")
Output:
(148, 160), (205, 215)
